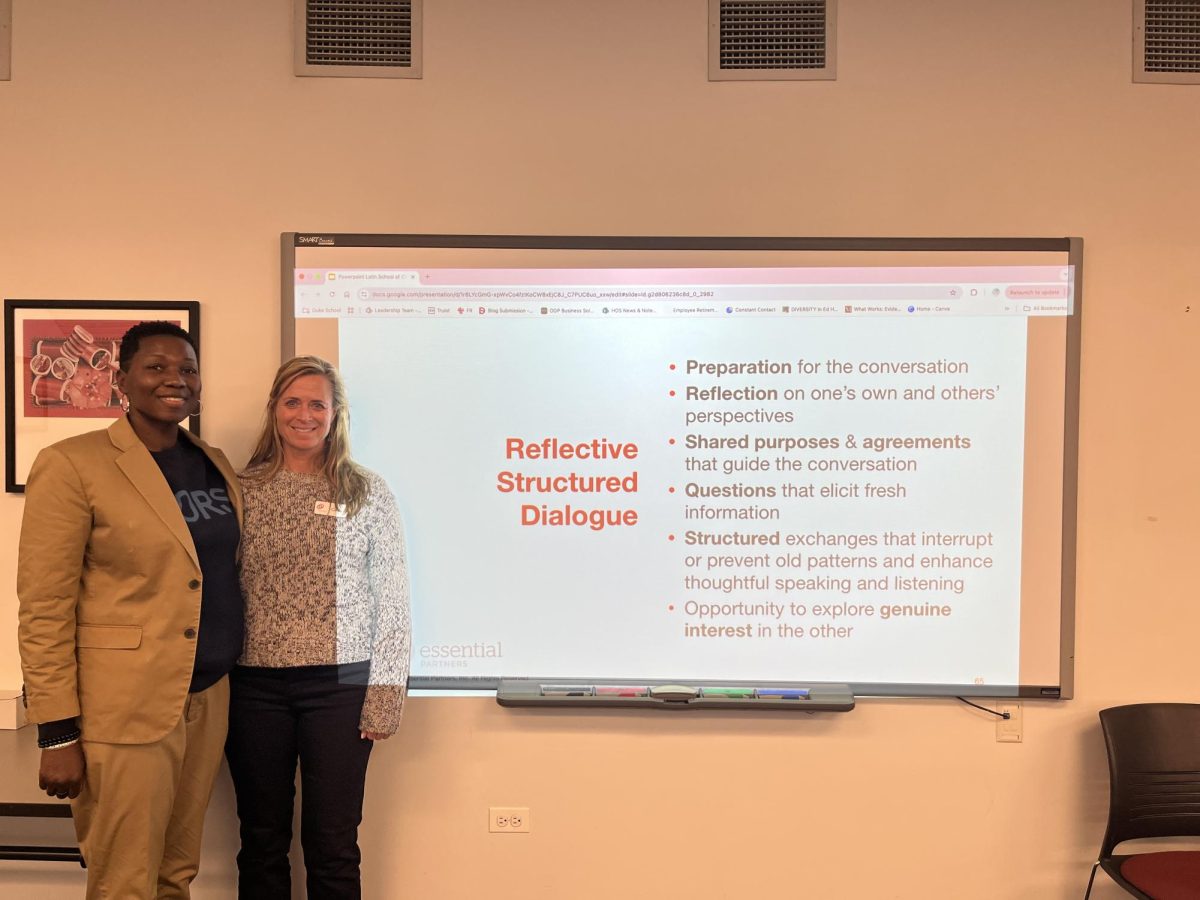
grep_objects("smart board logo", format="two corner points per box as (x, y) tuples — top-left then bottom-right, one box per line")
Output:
(297, 235), (336, 246)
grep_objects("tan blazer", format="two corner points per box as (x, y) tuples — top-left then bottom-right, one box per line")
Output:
(17, 416), (243, 745)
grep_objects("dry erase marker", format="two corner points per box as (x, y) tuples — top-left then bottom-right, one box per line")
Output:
(595, 686), (650, 697)
(700, 686), (755, 699)
(540, 684), (594, 697)
(755, 687), (810, 700)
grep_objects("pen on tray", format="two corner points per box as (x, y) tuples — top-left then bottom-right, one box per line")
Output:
(755, 687), (811, 700)
(539, 684), (594, 697)
(595, 685), (650, 697)
(700, 686), (756, 699)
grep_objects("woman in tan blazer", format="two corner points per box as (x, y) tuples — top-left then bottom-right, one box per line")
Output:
(17, 321), (243, 900)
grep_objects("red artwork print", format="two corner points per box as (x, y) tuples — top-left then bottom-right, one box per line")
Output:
(22, 319), (180, 418)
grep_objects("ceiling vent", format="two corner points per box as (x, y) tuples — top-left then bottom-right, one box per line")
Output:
(294, 0), (422, 78)
(1134, 0), (1200, 83)
(709, 0), (836, 81)
(1, 0), (12, 81)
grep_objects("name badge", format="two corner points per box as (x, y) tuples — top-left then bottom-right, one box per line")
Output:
(314, 501), (347, 518)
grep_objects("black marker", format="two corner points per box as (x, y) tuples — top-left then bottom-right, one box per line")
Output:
(540, 684), (594, 697)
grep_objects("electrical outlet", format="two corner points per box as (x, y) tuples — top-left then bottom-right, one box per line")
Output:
(489, 806), (531, 833)
(996, 702), (1023, 743)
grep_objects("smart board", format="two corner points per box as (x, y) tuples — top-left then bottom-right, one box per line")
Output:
(284, 234), (1080, 699)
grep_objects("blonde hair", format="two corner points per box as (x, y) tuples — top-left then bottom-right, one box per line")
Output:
(244, 356), (369, 517)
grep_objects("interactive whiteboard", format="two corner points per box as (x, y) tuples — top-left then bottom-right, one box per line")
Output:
(284, 235), (1080, 699)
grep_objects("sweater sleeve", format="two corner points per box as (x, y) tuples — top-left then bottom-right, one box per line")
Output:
(357, 473), (411, 735)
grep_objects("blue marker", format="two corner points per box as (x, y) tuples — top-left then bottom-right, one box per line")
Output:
(755, 687), (810, 700)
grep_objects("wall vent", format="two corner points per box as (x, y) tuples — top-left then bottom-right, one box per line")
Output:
(294, 0), (422, 78)
(709, 0), (836, 81)
(1, 0), (12, 81)
(1135, 0), (1200, 83)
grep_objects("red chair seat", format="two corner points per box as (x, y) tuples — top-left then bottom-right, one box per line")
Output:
(1121, 851), (1200, 899)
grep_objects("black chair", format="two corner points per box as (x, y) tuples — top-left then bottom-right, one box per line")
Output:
(1085, 703), (1200, 899)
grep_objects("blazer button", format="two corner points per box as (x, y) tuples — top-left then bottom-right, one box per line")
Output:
(188, 579), (200, 590)
(183, 628), (197, 639)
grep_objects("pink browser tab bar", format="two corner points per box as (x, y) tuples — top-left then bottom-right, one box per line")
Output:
(1006, 284), (1069, 299)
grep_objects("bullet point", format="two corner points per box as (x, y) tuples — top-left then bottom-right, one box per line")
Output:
(668, 604), (675, 611)
(668, 486), (675, 493)
(669, 363), (676, 370)
(669, 390), (676, 397)
(668, 534), (675, 541)
(668, 438), (675, 445)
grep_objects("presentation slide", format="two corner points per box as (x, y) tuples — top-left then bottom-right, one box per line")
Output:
(288, 239), (1077, 696)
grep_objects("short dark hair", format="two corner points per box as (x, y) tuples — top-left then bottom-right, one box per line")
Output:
(118, 321), (197, 372)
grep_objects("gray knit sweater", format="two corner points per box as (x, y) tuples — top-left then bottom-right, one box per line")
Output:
(238, 466), (410, 734)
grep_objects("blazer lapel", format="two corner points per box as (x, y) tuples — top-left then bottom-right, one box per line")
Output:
(109, 417), (200, 570)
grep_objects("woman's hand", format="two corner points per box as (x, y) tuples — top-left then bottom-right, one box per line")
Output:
(360, 731), (390, 741)
(39, 744), (86, 799)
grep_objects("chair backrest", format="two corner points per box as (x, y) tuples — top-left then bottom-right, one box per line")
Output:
(1099, 703), (1200, 857)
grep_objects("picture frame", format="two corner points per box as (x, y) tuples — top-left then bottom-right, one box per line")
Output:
(4, 299), (201, 493)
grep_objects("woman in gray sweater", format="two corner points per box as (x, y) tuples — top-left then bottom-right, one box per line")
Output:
(225, 355), (410, 900)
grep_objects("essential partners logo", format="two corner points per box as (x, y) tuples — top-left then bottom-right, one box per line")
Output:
(418, 641), (503, 669)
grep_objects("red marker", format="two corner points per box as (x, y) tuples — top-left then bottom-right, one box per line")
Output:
(595, 686), (650, 698)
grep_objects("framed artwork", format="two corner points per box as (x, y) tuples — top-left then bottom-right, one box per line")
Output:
(4, 299), (201, 492)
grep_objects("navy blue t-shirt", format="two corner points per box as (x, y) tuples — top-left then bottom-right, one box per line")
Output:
(151, 438), (243, 693)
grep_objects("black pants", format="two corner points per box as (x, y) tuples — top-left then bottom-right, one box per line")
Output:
(226, 664), (374, 900)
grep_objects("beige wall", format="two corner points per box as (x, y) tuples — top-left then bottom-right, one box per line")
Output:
(1, 1), (1197, 897)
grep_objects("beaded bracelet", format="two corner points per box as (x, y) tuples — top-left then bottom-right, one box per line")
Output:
(38, 730), (82, 750)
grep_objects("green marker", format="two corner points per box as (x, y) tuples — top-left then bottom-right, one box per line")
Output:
(700, 686), (755, 699)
